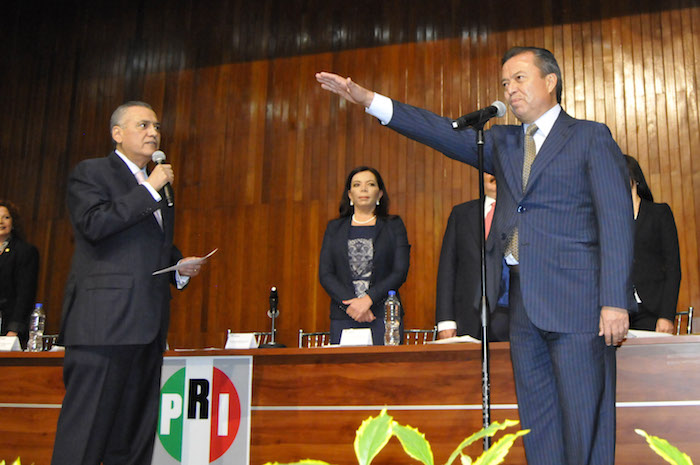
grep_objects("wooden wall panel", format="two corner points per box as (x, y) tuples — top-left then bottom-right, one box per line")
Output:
(0, 0), (698, 350)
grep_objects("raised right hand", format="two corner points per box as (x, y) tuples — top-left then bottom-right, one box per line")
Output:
(315, 72), (375, 107)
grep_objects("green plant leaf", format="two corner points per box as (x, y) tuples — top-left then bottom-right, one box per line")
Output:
(354, 409), (394, 465)
(392, 422), (434, 465)
(444, 420), (521, 465)
(473, 430), (530, 465)
(635, 429), (694, 465)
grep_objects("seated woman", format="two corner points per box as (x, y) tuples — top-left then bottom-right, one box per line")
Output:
(625, 156), (681, 333)
(319, 166), (410, 345)
(0, 200), (39, 348)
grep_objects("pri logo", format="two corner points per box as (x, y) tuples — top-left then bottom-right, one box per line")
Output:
(158, 367), (242, 462)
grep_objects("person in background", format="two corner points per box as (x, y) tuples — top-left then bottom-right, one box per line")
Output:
(625, 155), (681, 334)
(319, 166), (410, 345)
(436, 173), (509, 341)
(0, 200), (39, 349)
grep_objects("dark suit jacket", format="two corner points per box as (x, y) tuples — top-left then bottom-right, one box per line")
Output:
(388, 101), (636, 332)
(435, 199), (508, 339)
(59, 151), (183, 347)
(0, 236), (39, 340)
(319, 216), (410, 320)
(633, 199), (681, 322)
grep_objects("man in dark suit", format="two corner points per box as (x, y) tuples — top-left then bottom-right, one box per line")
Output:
(317, 46), (635, 465)
(51, 101), (204, 465)
(436, 173), (509, 342)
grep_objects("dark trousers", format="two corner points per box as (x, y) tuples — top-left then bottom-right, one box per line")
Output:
(508, 268), (617, 465)
(629, 303), (660, 331)
(51, 340), (164, 465)
(485, 305), (510, 342)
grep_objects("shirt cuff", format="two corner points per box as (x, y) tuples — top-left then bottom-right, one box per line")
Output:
(175, 270), (190, 289)
(437, 320), (457, 332)
(141, 181), (163, 202)
(365, 93), (393, 125)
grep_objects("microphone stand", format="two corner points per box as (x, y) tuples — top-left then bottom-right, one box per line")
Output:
(476, 123), (492, 450)
(260, 287), (285, 348)
(455, 121), (492, 450)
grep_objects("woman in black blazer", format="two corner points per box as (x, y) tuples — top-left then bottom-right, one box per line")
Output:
(0, 200), (39, 347)
(319, 166), (410, 345)
(625, 156), (681, 333)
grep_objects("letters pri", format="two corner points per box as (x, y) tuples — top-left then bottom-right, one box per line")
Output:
(155, 356), (253, 465)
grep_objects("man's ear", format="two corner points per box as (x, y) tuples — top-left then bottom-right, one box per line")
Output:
(111, 125), (122, 144)
(546, 73), (557, 95)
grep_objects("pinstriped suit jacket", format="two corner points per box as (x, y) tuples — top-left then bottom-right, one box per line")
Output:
(388, 100), (635, 333)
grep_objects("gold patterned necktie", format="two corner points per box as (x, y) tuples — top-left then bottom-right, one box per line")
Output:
(505, 123), (538, 261)
(522, 123), (539, 191)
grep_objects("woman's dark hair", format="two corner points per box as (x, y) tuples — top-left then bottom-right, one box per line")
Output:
(338, 166), (391, 218)
(0, 199), (25, 240)
(624, 155), (654, 202)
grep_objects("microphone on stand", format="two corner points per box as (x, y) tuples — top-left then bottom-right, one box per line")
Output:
(260, 286), (285, 348)
(268, 287), (279, 318)
(151, 150), (174, 207)
(452, 101), (507, 130)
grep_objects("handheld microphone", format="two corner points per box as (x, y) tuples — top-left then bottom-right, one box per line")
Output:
(452, 101), (507, 130)
(151, 150), (174, 207)
(268, 287), (279, 317)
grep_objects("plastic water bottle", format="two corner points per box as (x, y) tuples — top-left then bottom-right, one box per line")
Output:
(27, 303), (45, 352)
(384, 291), (401, 346)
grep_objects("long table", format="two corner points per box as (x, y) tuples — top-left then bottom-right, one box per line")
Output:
(1, 336), (699, 464)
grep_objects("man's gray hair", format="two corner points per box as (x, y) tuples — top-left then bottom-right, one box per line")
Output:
(109, 101), (154, 141)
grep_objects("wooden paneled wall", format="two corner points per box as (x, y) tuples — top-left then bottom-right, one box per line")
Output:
(0, 0), (698, 348)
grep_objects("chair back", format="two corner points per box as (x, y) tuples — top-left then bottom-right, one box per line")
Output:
(404, 327), (438, 344)
(675, 306), (694, 335)
(298, 329), (330, 348)
(41, 334), (59, 351)
(225, 329), (275, 346)
(254, 331), (274, 345)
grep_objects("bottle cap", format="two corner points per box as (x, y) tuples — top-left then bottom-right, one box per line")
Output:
(388, 290), (396, 296)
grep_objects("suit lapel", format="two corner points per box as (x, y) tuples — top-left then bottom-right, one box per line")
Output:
(524, 112), (576, 194)
(109, 151), (139, 191)
(109, 152), (167, 235)
(501, 129), (525, 202)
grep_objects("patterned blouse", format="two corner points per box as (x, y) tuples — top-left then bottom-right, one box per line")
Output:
(347, 225), (377, 298)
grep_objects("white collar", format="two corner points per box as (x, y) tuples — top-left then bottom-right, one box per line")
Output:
(114, 149), (146, 176)
(524, 104), (561, 138)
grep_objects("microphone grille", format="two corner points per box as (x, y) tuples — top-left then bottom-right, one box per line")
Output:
(151, 150), (166, 163)
(492, 100), (507, 117)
